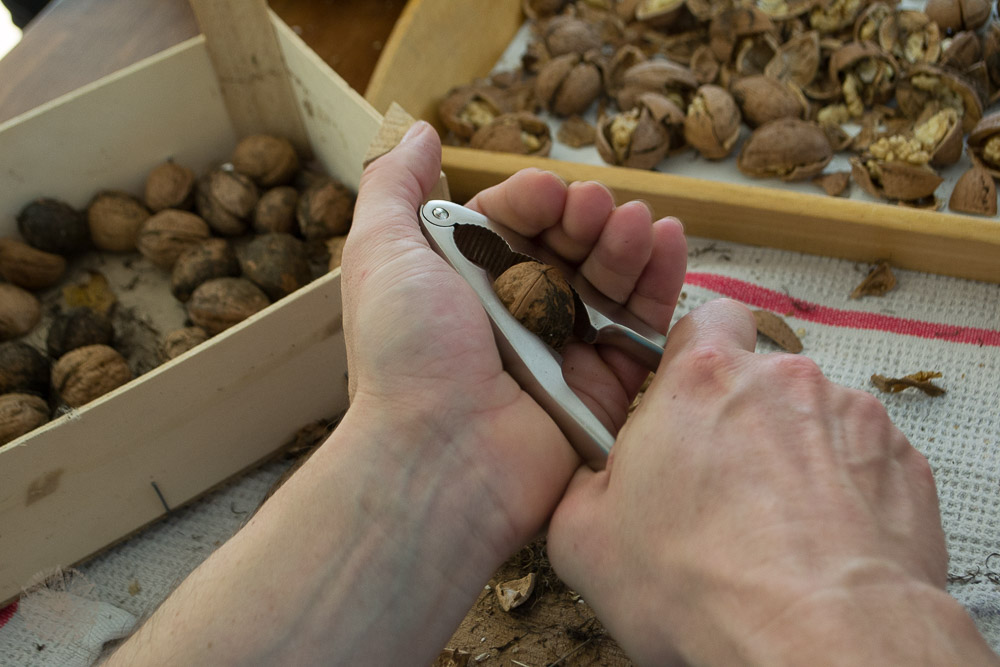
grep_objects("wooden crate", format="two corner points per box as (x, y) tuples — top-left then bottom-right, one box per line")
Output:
(0, 10), (382, 604)
(367, 0), (1000, 284)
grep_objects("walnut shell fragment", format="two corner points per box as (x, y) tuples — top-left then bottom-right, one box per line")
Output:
(966, 111), (1000, 178)
(0, 393), (49, 445)
(752, 310), (802, 354)
(493, 261), (576, 350)
(738, 118), (832, 181)
(812, 171), (851, 196)
(871, 371), (945, 396)
(850, 260), (896, 298)
(495, 572), (537, 612)
(556, 114), (596, 147)
(949, 164), (997, 216)
(51, 344), (132, 408)
(850, 156), (943, 202)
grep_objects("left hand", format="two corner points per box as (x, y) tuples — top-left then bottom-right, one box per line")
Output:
(341, 121), (687, 557)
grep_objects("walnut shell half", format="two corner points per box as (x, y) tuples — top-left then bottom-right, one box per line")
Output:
(737, 118), (833, 181)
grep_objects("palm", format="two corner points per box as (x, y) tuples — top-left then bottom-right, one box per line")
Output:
(343, 129), (687, 543)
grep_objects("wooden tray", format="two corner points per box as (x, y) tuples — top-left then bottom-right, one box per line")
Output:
(366, 0), (1000, 284)
(0, 7), (382, 604)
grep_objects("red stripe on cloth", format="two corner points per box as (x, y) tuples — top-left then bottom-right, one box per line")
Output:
(0, 600), (17, 629)
(685, 272), (1000, 347)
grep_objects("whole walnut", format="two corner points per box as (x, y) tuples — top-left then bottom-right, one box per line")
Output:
(0, 238), (67, 290)
(0, 341), (50, 396)
(493, 261), (576, 350)
(237, 233), (312, 301)
(196, 168), (259, 236)
(51, 344), (132, 408)
(171, 238), (240, 302)
(136, 209), (212, 269)
(87, 191), (151, 252)
(535, 52), (603, 117)
(296, 180), (353, 241)
(0, 283), (42, 341)
(144, 160), (196, 211)
(16, 198), (89, 255)
(231, 135), (300, 187)
(253, 186), (299, 234)
(160, 326), (209, 361)
(46, 307), (114, 359)
(542, 16), (601, 56)
(187, 277), (271, 335)
(0, 393), (50, 445)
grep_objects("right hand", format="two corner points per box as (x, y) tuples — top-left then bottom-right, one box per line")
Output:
(547, 298), (972, 665)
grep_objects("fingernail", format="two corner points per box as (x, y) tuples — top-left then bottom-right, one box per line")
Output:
(664, 215), (685, 232)
(401, 121), (428, 143)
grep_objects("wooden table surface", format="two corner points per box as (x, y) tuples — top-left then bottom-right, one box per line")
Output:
(0, 0), (407, 125)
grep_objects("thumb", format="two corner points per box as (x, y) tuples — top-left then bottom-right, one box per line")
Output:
(350, 121), (442, 245)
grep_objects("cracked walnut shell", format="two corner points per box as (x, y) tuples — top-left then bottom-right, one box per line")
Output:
(684, 85), (741, 160)
(738, 118), (833, 181)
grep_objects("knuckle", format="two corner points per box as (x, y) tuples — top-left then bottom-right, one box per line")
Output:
(762, 353), (825, 383)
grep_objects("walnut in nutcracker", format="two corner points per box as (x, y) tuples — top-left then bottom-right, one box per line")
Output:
(493, 261), (576, 350)
(51, 344), (132, 408)
(738, 118), (833, 181)
(684, 85), (742, 160)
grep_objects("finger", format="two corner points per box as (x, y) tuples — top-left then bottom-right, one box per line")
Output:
(659, 298), (758, 372)
(626, 217), (687, 333)
(465, 168), (568, 236)
(349, 121), (443, 249)
(539, 181), (616, 262)
(579, 201), (654, 304)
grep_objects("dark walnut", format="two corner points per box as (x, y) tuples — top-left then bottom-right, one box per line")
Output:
(136, 209), (212, 269)
(0, 238), (67, 290)
(171, 238), (240, 302)
(144, 160), (196, 212)
(46, 307), (115, 359)
(493, 261), (576, 350)
(0, 283), (42, 341)
(0, 341), (50, 396)
(254, 186), (299, 235)
(231, 134), (300, 187)
(296, 180), (354, 241)
(187, 277), (271, 336)
(87, 190), (151, 252)
(237, 233), (312, 301)
(196, 168), (260, 237)
(16, 198), (89, 255)
(160, 326), (209, 361)
(51, 344), (132, 408)
(0, 393), (50, 445)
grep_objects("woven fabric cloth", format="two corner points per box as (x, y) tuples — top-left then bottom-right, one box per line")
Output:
(0, 236), (997, 663)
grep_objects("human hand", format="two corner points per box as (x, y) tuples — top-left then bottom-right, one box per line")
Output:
(547, 299), (991, 665)
(341, 121), (687, 557)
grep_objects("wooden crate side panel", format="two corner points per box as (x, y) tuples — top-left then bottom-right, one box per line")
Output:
(273, 16), (383, 189)
(364, 0), (523, 129)
(0, 38), (235, 218)
(441, 147), (1000, 284)
(0, 272), (349, 603)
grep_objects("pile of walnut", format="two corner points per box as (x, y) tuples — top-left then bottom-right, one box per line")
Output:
(0, 134), (354, 445)
(439, 0), (1000, 214)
